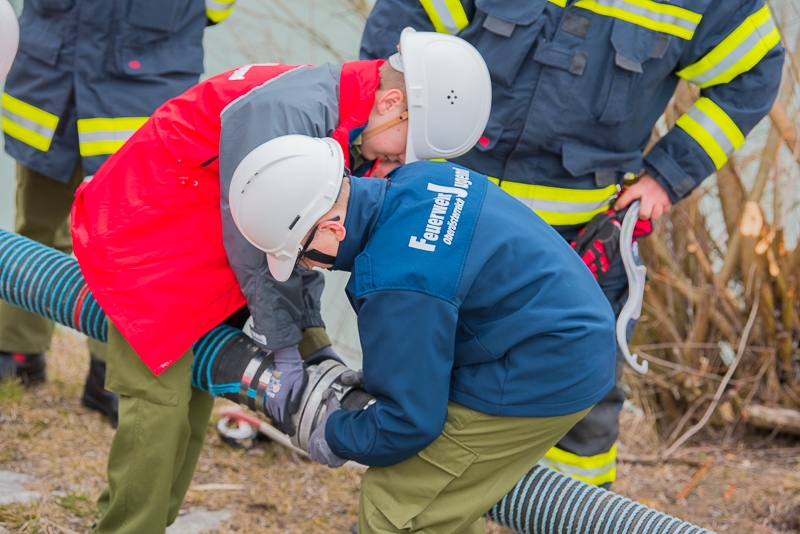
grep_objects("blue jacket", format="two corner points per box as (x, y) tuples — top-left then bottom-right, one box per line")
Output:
(326, 162), (616, 466)
(2, 0), (235, 183)
(361, 0), (784, 229)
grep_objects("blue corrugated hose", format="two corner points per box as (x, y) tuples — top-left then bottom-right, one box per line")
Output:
(0, 228), (241, 394)
(0, 228), (716, 534)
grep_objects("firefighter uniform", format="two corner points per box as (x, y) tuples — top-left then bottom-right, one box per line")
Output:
(360, 0), (784, 486)
(0, 0), (235, 356)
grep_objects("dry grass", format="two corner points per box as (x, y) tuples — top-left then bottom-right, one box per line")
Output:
(1, 330), (797, 534)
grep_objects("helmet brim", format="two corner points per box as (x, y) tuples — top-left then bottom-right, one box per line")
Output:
(267, 252), (295, 283)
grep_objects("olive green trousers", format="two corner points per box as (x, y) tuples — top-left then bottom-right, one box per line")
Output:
(0, 163), (87, 353)
(91, 323), (332, 533)
(359, 402), (591, 534)
(92, 321), (215, 534)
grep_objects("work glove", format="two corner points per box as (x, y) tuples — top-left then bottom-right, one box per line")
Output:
(339, 369), (364, 388)
(307, 388), (347, 468)
(303, 345), (344, 366)
(571, 209), (652, 280)
(263, 345), (308, 437)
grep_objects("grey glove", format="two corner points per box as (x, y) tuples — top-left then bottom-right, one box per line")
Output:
(263, 345), (308, 437)
(304, 345), (344, 366)
(339, 369), (364, 388)
(307, 388), (347, 468)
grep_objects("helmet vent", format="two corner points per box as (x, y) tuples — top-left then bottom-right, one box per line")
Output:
(289, 215), (301, 230)
(446, 89), (458, 105)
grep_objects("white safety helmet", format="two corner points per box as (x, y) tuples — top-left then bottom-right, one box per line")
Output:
(0, 0), (19, 81)
(389, 27), (491, 163)
(229, 135), (345, 283)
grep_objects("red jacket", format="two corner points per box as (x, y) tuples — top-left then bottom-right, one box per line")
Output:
(72, 61), (383, 374)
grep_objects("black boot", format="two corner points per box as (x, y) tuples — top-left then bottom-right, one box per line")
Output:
(81, 355), (119, 428)
(0, 351), (46, 384)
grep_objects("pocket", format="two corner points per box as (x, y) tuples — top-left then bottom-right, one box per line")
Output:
(454, 321), (501, 366)
(364, 428), (479, 530)
(118, 40), (204, 77)
(462, 0), (547, 87)
(472, 115), (504, 153)
(562, 142), (642, 179)
(127, 0), (184, 33)
(28, 0), (74, 14)
(595, 20), (664, 125)
(16, 9), (65, 67)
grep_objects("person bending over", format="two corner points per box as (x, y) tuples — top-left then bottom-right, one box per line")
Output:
(230, 135), (616, 534)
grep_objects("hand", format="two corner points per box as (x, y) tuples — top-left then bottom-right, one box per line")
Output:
(263, 345), (308, 436)
(303, 345), (344, 366)
(307, 389), (347, 468)
(339, 369), (364, 388)
(614, 173), (673, 220)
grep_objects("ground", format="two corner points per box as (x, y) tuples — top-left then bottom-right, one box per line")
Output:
(0, 330), (797, 534)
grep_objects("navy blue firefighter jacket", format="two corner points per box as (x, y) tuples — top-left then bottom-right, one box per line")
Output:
(2, 0), (236, 183)
(361, 0), (784, 232)
(325, 162), (616, 466)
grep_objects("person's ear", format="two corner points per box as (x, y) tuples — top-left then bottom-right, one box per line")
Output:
(376, 89), (406, 115)
(318, 220), (347, 242)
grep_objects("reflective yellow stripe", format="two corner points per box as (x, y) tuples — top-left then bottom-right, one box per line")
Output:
(574, 0), (701, 40)
(494, 181), (618, 226)
(539, 444), (617, 486)
(532, 205), (612, 226)
(206, 0), (235, 23)
(500, 182), (618, 203)
(419, 0), (468, 34)
(1, 92), (59, 152)
(549, 0), (568, 7)
(676, 97), (744, 170)
(676, 5), (780, 88)
(77, 117), (148, 157)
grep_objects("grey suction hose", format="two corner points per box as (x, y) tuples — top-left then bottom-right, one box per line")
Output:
(486, 466), (713, 533)
(0, 229), (715, 534)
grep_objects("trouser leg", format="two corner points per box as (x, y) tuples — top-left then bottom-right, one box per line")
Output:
(0, 163), (83, 353)
(546, 255), (630, 487)
(166, 386), (214, 525)
(359, 402), (590, 534)
(94, 322), (208, 534)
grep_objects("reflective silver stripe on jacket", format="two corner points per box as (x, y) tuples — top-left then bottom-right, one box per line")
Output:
(1, 108), (56, 140)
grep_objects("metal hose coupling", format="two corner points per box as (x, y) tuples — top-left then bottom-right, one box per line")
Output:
(238, 355), (373, 451)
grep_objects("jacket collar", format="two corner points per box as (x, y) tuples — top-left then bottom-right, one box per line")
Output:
(332, 176), (386, 273)
(332, 60), (386, 170)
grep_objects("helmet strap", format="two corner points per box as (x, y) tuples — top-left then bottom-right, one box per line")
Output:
(296, 216), (341, 268)
(360, 111), (408, 141)
(302, 248), (338, 265)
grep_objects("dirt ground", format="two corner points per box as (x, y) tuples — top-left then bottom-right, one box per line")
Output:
(0, 329), (798, 534)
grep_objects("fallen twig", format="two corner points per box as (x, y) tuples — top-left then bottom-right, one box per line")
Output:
(723, 350), (775, 445)
(190, 483), (245, 491)
(617, 453), (705, 467)
(743, 404), (800, 435)
(636, 350), (748, 386)
(39, 519), (81, 534)
(663, 288), (760, 457)
(675, 458), (713, 500)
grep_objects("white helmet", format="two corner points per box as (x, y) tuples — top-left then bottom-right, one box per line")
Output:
(389, 27), (491, 163)
(0, 0), (19, 81)
(229, 135), (345, 283)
